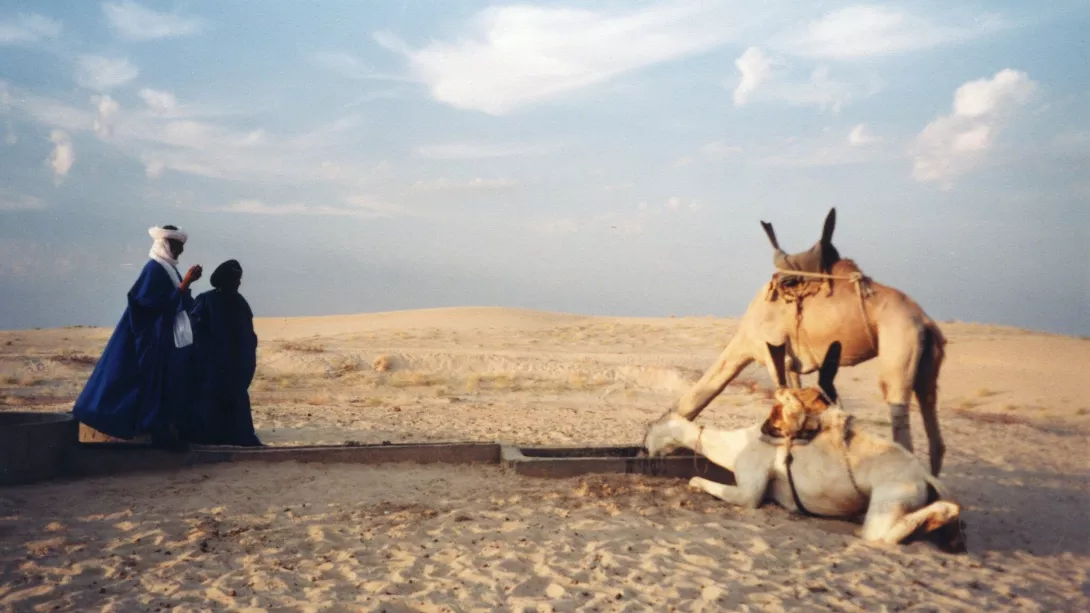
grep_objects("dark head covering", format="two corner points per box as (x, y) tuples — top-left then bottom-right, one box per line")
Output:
(210, 259), (243, 292)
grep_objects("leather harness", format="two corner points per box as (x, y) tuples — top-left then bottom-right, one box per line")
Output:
(763, 409), (865, 519)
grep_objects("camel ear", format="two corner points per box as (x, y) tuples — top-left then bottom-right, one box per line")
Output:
(821, 207), (836, 246)
(760, 220), (781, 251)
(818, 341), (841, 403)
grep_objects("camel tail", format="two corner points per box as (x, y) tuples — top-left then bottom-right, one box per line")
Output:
(917, 323), (944, 379)
(915, 321), (946, 400)
(915, 320), (948, 477)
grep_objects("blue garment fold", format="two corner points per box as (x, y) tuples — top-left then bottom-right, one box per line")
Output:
(73, 260), (193, 439)
(181, 288), (261, 446)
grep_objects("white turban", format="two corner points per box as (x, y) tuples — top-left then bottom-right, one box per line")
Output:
(148, 226), (188, 266)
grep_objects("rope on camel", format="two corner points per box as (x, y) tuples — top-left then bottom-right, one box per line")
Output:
(774, 267), (878, 356)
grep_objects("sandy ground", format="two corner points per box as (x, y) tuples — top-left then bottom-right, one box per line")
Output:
(1, 306), (1088, 611)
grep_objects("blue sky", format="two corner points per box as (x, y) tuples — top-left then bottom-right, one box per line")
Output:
(1, 1), (1087, 335)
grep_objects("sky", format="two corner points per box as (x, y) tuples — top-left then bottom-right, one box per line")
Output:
(1, 0), (1087, 336)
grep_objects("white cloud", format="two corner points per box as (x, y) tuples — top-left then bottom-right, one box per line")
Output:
(773, 65), (856, 112)
(537, 194), (701, 236)
(5, 82), (388, 191)
(674, 140), (743, 167)
(4, 120), (16, 145)
(47, 129), (73, 182)
(730, 48), (860, 112)
(701, 140), (742, 158)
(409, 177), (518, 192)
(138, 88), (176, 114)
(91, 94), (120, 138)
(381, 1), (742, 115)
(847, 123), (879, 146)
(664, 196), (701, 213)
(75, 55), (139, 91)
(144, 158), (165, 178)
(770, 5), (1005, 60)
(733, 46), (774, 107)
(755, 130), (890, 167)
(206, 197), (408, 219)
(102, 1), (205, 41)
(0, 13), (61, 45)
(311, 51), (411, 82)
(413, 141), (558, 160)
(911, 69), (1036, 187)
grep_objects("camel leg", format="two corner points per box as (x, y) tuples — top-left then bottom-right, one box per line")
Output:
(914, 328), (947, 477)
(877, 324), (924, 453)
(873, 501), (962, 545)
(645, 415), (751, 471)
(689, 475), (767, 509)
(644, 415), (771, 509)
(784, 353), (802, 389)
(675, 333), (755, 421)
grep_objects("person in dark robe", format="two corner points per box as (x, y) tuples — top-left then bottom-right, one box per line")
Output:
(73, 225), (203, 448)
(184, 259), (262, 446)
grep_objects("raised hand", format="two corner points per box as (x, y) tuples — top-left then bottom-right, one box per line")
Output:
(181, 264), (203, 289)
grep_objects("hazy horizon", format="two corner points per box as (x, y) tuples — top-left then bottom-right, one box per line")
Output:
(2, 1), (1087, 336)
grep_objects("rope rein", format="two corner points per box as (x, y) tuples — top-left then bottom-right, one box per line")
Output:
(784, 419), (865, 519)
(693, 425), (708, 475)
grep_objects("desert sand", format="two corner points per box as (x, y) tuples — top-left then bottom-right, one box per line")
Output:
(1, 306), (1088, 611)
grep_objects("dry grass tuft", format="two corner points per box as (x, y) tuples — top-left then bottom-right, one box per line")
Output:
(281, 341), (325, 353)
(372, 354), (393, 372)
(326, 355), (361, 378)
(50, 350), (99, 367)
(6, 372), (45, 387)
(383, 371), (447, 388)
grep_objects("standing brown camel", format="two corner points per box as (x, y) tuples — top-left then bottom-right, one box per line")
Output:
(672, 209), (948, 476)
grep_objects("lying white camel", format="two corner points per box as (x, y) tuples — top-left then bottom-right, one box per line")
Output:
(643, 341), (966, 552)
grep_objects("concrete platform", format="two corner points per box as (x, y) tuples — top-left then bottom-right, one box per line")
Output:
(0, 412), (77, 486)
(500, 444), (736, 484)
(2, 413), (736, 487)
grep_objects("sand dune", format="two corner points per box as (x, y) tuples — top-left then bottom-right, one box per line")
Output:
(2, 307), (1089, 610)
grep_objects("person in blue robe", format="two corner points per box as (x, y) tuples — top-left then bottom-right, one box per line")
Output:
(72, 225), (203, 448)
(183, 259), (262, 446)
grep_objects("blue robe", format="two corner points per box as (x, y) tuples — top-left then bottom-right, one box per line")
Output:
(73, 260), (194, 439)
(183, 288), (261, 446)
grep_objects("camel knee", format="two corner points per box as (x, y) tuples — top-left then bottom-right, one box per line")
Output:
(889, 403), (913, 452)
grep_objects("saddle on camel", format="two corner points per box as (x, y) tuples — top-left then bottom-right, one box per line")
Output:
(761, 207), (871, 301)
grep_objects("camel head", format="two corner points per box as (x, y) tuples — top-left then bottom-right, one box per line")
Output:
(762, 341), (843, 439)
(759, 207), (841, 272)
